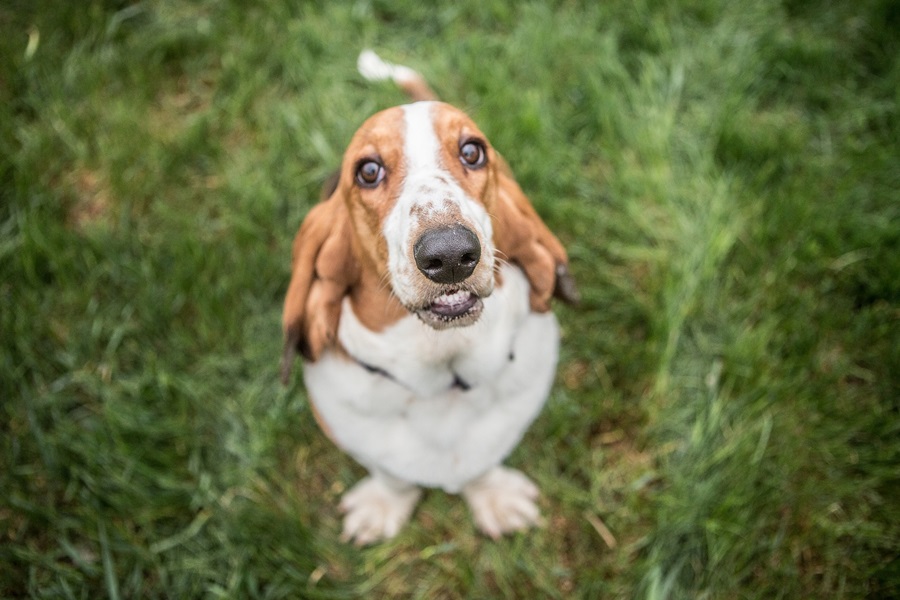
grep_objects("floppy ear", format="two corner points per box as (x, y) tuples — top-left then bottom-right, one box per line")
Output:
(281, 192), (358, 384)
(492, 159), (579, 312)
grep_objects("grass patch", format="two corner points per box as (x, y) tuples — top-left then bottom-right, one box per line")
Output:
(2, 0), (897, 597)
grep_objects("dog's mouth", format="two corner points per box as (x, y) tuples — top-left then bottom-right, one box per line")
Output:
(415, 289), (484, 329)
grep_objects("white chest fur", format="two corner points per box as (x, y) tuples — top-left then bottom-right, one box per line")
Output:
(302, 264), (559, 493)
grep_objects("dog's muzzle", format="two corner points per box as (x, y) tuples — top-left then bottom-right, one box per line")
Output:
(412, 225), (486, 329)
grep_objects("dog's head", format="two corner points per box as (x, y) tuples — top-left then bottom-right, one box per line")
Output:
(343, 101), (498, 329)
(281, 101), (577, 381)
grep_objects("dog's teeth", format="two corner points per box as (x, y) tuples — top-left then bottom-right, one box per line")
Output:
(440, 291), (464, 304)
(429, 290), (478, 318)
(435, 291), (471, 306)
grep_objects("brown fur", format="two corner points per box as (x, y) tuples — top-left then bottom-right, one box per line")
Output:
(492, 155), (575, 311)
(398, 75), (438, 103)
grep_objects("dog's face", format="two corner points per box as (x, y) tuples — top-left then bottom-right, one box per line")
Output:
(339, 101), (498, 329)
(281, 100), (575, 377)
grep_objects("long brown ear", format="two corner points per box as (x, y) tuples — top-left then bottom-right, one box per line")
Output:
(492, 158), (579, 312)
(281, 193), (358, 384)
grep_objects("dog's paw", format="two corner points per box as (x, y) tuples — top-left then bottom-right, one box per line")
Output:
(462, 466), (542, 539)
(338, 476), (421, 546)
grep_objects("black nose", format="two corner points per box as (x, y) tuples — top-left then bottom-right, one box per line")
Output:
(413, 225), (481, 284)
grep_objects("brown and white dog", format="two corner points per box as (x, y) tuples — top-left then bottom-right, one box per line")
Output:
(281, 51), (578, 545)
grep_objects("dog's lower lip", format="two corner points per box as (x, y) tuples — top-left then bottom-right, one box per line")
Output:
(429, 290), (478, 318)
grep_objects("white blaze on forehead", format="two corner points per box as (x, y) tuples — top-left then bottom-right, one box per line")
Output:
(402, 101), (442, 174)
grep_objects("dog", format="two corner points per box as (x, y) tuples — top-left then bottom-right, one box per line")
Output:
(281, 51), (578, 545)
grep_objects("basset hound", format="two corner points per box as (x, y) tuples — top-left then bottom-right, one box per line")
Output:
(281, 51), (578, 545)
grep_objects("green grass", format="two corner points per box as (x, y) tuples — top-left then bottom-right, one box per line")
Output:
(2, 0), (897, 597)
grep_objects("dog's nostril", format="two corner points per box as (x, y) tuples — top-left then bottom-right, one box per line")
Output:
(414, 226), (481, 284)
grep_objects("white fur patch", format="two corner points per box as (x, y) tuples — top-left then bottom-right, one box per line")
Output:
(402, 101), (442, 173)
(357, 49), (418, 85)
(303, 265), (559, 493)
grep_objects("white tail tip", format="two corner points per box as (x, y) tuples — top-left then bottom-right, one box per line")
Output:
(357, 49), (417, 84)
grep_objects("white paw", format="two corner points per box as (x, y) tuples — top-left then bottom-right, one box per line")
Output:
(462, 467), (542, 539)
(338, 476), (421, 546)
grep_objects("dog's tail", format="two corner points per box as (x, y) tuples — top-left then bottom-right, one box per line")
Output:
(357, 50), (438, 102)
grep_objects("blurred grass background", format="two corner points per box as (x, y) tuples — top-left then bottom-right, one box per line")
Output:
(1, 0), (897, 597)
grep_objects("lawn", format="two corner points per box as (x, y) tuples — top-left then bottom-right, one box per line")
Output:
(1, 0), (897, 597)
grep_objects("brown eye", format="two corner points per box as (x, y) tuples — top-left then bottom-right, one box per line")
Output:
(459, 141), (486, 168)
(356, 160), (385, 187)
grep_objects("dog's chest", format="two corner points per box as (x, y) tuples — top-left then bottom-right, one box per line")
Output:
(302, 265), (559, 491)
